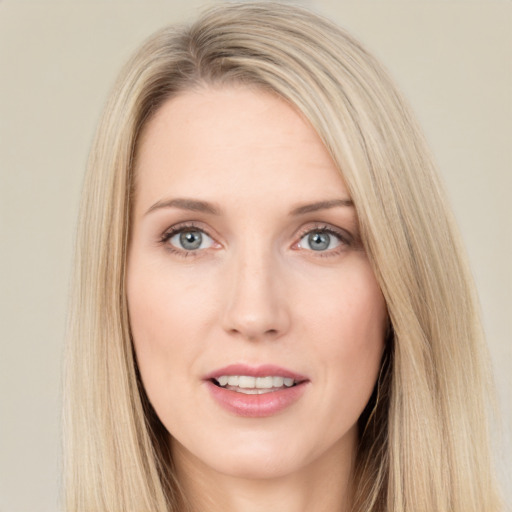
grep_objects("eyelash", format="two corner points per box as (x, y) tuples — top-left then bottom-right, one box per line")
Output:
(158, 222), (354, 258)
(158, 222), (211, 258)
(295, 224), (353, 257)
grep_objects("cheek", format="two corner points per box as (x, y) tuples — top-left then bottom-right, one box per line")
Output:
(305, 258), (387, 345)
(127, 275), (172, 412)
(127, 254), (215, 347)
(305, 261), (387, 409)
(125, 258), (209, 410)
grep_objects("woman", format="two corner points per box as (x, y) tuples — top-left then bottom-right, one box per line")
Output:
(64, 2), (501, 511)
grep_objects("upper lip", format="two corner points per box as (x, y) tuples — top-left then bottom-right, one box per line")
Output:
(204, 364), (309, 383)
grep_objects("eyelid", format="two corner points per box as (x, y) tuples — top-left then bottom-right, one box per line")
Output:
(160, 221), (205, 242)
(159, 221), (220, 256)
(293, 223), (355, 254)
(158, 220), (358, 257)
(296, 223), (353, 243)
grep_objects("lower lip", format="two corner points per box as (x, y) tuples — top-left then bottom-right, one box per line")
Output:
(205, 380), (308, 417)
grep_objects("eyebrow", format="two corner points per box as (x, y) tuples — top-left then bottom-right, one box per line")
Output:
(289, 198), (354, 215)
(145, 198), (221, 216)
(144, 197), (354, 217)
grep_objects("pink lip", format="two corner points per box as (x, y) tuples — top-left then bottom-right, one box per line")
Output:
(204, 364), (309, 418)
(204, 364), (308, 382)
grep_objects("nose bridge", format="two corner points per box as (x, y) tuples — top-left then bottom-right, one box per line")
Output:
(221, 238), (289, 341)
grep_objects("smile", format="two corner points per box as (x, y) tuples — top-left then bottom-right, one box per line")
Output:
(205, 365), (309, 417)
(212, 375), (297, 394)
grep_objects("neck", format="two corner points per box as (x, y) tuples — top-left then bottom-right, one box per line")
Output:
(172, 432), (356, 512)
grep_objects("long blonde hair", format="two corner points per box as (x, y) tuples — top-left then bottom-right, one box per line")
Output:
(64, 2), (501, 511)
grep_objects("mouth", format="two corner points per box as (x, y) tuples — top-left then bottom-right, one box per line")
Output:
(204, 364), (309, 417)
(211, 375), (300, 394)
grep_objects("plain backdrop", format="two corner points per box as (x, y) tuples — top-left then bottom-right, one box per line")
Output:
(0, 1), (510, 511)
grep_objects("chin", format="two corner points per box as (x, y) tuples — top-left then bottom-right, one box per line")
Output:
(211, 452), (304, 481)
(185, 426), (347, 484)
(172, 428), (312, 481)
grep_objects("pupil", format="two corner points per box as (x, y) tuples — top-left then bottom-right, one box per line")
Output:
(180, 231), (202, 250)
(308, 232), (330, 251)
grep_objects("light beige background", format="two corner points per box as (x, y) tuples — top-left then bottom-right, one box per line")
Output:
(1, 1), (510, 511)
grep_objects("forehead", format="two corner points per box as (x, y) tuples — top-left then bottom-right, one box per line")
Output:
(133, 85), (349, 212)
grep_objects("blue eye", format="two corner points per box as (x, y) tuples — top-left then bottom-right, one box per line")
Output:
(168, 229), (214, 251)
(298, 230), (343, 252)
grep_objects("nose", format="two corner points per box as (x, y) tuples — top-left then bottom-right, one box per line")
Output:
(221, 246), (291, 342)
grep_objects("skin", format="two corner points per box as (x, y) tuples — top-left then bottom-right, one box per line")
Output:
(127, 85), (387, 512)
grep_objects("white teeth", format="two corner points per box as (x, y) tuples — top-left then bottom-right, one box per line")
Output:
(235, 388), (273, 395)
(227, 376), (239, 386)
(272, 376), (284, 387)
(239, 376), (256, 388)
(214, 375), (297, 391)
(257, 376), (274, 388)
(217, 375), (229, 386)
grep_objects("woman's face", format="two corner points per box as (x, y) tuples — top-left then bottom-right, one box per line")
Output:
(127, 86), (387, 480)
